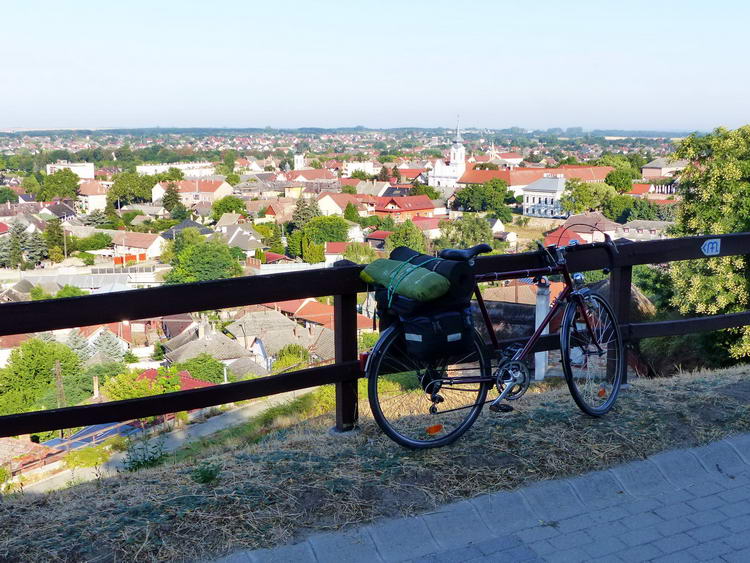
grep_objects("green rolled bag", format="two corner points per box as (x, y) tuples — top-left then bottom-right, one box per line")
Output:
(361, 258), (450, 302)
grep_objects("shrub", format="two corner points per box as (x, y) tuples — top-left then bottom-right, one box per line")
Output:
(64, 444), (111, 469)
(191, 462), (221, 484)
(0, 466), (10, 484)
(122, 438), (166, 472)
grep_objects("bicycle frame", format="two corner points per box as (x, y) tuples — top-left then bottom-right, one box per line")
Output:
(472, 254), (601, 365)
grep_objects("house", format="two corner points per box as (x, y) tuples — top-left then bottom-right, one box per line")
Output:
(226, 308), (336, 369)
(616, 220), (673, 242)
(161, 219), (213, 240)
(411, 216), (443, 240)
(151, 179), (233, 205)
(80, 322), (133, 353)
(642, 158), (689, 179)
(343, 161), (380, 178)
(263, 299), (372, 332)
(486, 217), (506, 235)
(394, 168), (428, 183)
(372, 195), (435, 222)
(39, 201), (77, 221)
(366, 230), (393, 250)
(278, 169), (337, 183)
(521, 174), (568, 218)
(77, 181), (108, 212)
(355, 180), (391, 197)
(627, 183), (677, 198)
(317, 192), (363, 216)
(46, 161), (95, 180)
(543, 212), (619, 246)
(111, 231), (165, 260)
(165, 330), (251, 365)
(120, 203), (169, 219)
(217, 225), (264, 255)
(324, 241), (351, 265)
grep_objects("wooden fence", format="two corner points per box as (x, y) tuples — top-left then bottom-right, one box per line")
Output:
(1, 232), (750, 439)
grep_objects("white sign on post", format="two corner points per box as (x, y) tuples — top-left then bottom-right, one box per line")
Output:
(701, 239), (721, 256)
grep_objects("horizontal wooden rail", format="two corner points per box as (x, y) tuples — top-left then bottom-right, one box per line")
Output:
(0, 360), (361, 437)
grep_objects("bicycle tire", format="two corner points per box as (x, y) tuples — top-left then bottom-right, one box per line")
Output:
(560, 293), (624, 416)
(366, 324), (490, 449)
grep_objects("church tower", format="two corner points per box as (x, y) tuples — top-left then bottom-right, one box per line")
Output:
(449, 119), (465, 166)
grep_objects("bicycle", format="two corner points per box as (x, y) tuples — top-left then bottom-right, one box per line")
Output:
(365, 234), (625, 449)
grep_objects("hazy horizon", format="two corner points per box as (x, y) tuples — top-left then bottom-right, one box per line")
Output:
(4, 0), (748, 132)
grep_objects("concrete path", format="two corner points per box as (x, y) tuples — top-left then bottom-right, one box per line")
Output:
(218, 433), (750, 562)
(25, 388), (312, 493)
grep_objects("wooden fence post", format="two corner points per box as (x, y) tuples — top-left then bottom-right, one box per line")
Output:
(334, 291), (359, 432)
(609, 265), (632, 386)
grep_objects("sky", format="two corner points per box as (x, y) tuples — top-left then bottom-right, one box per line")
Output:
(2, 0), (748, 132)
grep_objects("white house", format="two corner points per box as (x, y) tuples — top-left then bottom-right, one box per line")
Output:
(522, 174), (568, 218)
(152, 179), (233, 205)
(77, 180), (108, 212)
(317, 193), (362, 216)
(46, 161), (95, 180)
(111, 231), (165, 259)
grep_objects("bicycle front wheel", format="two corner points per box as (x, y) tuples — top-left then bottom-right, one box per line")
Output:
(560, 293), (624, 416)
(367, 325), (490, 449)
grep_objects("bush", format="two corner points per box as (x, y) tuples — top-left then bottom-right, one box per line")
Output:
(0, 466), (10, 484)
(191, 462), (221, 484)
(64, 444), (111, 469)
(123, 350), (138, 363)
(123, 438), (166, 472)
(75, 251), (96, 266)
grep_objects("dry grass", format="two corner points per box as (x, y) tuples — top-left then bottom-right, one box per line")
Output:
(2, 366), (750, 561)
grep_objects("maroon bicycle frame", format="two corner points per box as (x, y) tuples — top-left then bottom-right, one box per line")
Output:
(472, 258), (600, 364)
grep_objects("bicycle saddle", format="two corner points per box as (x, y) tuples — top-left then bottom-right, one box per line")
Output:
(438, 243), (492, 262)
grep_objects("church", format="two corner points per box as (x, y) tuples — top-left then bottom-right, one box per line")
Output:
(427, 124), (466, 198)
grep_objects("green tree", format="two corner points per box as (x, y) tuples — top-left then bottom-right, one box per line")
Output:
(302, 215), (349, 244)
(560, 179), (616, 214)
(171, 203), (189, 221)
(93, 330), (125, 362)
(286, 229), (303, 257)
(291, 198), (320, 229)
(166, 238), (243, 284)
(0, 339), (81, 415)
(65, 329), (92, 361)
(23, 231), (48, 264)
(211, 195), (246, 222)
(175, 353), (225, 384)
(669, 126), (750, 358)
(266, 224), (285, 254)
(454, 179), (512, 221)
(44, 217), (64, 251)
(108, 172), (152, 208)
(225, 172), (241, 186)
(7, 222), (27, 268)
(343, 202), (360, 222)
(22, 175), (41, 197)
(83, 210), (108, 227)
(341, 185), (357, 195)
(385, 220), (426, 253)
(342, 242), (378, 264)
(103, 366), (181, 402)
(161, 182), (181, 211)
(435, 215), (494, 250)
(301, 234), (324, 263)
(40, 168), (79, 200)
(350, 170), (371, 181)
(0, 187), (18, 203)
(605, 168), (636, 193)
(411, 182), (441, 200)
(377, 166), (390, 181)
(55, 285), (89, 299)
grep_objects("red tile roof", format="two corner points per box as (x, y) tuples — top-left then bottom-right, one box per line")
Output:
(79, 322), (134, 344)
(78, 181), (108, 196)
(325, 241), (350, 254)
(374, 195), (434, 212)
(627, 184), (651, 195)
(395, 168), (426, 179)
(411, 217), (442, 231)
(287, 169), (336, 181)
(160, 180), (226, 193)
(0, 223), (9, 234)
(543, 226), (585, 247)
(367, 230), (393, 240)
(111, 231), (160, 250)
(339, 178), (360, 187)
(318, 192), (360, 210)
(0, 333), (31, 349)
(264, 252), (291, 263)
(458, 166), (614, 186)
(138, 369), (215, 391)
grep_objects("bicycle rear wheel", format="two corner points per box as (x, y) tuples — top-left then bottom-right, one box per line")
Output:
(367, 325), (490, 449)
(560, 293), (624, 416)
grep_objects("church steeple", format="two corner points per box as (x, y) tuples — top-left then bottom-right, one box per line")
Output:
(450, 115), (465, 166)
(453, 116), (463, 144)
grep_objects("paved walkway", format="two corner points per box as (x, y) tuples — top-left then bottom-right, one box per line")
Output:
(217, 433), (750, 562)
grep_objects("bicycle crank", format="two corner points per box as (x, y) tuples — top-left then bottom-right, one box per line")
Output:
(495, 361), (530, 401)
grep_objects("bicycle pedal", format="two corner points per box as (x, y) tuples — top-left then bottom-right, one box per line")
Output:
(489, 403), (514, 413)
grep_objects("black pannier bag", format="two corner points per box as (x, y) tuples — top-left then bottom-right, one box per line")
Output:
(400, 307), (474, 361)
(370, 246), (478, 361)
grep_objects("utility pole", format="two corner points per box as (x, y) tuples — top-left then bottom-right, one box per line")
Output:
(54, 360), (66, 439)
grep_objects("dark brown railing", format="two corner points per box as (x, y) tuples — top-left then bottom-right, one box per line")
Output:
(1, 232), (750, 439)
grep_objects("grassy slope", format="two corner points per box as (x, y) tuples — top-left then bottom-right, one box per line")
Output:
(2, 367), (750, 561)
